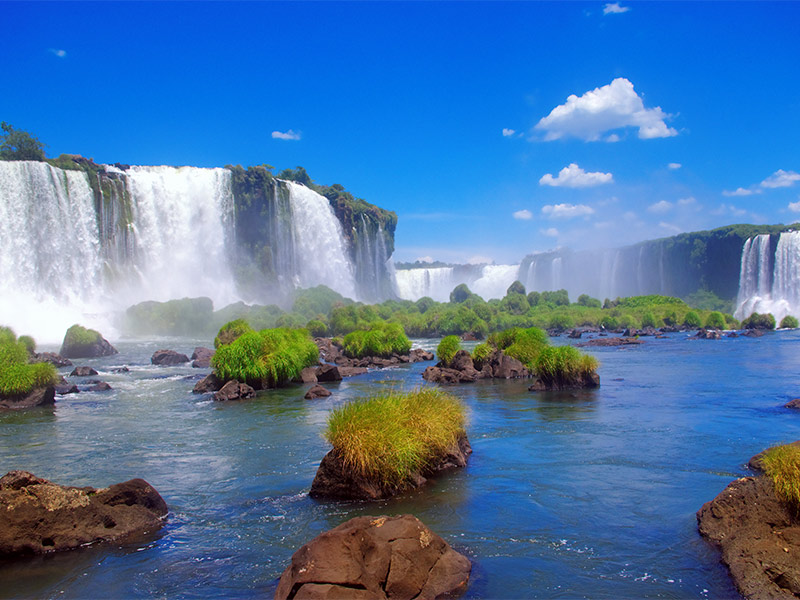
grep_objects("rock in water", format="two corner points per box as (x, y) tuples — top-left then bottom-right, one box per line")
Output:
(59, 325), (118, 359)
(213, 380), (256, 401)
(0, 386), (56, 409)
(70, 366), (98, 377)
(0, 471), (167, 557)
(274, 514), (471, 600)
(32, 352), (73, 367)
(192, 373), (222, 394)
(151, 350), (190, 365)
(304, 384), (331, 399)
(190, 347), (214, 368)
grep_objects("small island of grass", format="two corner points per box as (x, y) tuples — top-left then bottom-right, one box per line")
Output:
(310, 387), (471, 500)
(0, 327), (58, 408)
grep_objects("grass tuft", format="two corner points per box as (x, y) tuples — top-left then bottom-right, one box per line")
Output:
(325, 387), (466, 488)
(214, 318), (254, 349)
(342, 322), (411, 358)
(761, 444), (800, 508)
(534, 346), (599, 388)
(0, 325), (57, 396)
(503, 327), (549, 369)
(436, 335), (461, 366)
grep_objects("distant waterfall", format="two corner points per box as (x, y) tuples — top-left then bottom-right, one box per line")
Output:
(394, 267), (457, 302)
(735, 232), (800, 322)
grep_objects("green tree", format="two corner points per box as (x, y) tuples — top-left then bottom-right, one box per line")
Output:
(0, 122), (46, 161)
(506, 280), (526, 296)
(450, 284), (473, 304)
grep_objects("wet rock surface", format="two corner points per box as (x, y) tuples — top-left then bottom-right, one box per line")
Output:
(0, 471), (167, 557)
(190, 347), (214, 368)
(70, 366), (98, 377)
(304, 384), (331, 399)
(576, 337), (645, 347)
(422, 349), (528, 384)
(0, 387), (56, 409)
(151, 350), (190, 366)
(315, 338), (434, 370)
(213, 380), (256, 402)
(274, 514), (471, 600)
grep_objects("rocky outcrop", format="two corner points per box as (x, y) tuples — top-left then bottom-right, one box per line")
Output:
(55, 384), (79, 396)
(576, 337), (645, 347)
(694, 328), (722, 340)
(529, 371), (600, 392)
(275, 514), (471, 600)
(70, 366), (98, 377)
(0, 386), (56, 409)
(697, 448), (800, 600)
(32, 352), (72, 367)
(192, 373), (222, 394)
(190, 347), (214, 368)
(310, 435), (471, 501)
(89, 382), (113, 392)
(0, 471), (167, 557)
(304, 384), (331, 399)
(151, 350), (190, 366)
(59, 327), (118, 359)
(213, 380), (256, 401)
(315, 338), (434, 370)
(316, 364), (342, 383)
(785, 399), (800, 409)
(422, 349), (528, 384)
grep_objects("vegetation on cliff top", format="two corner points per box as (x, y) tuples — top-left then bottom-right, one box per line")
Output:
(324, 387), (466, 488)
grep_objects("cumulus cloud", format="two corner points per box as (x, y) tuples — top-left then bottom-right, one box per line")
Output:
(416, 256), (434, 263)
(789, 201), (800, 213)
(723, 187), (758, 197)
(761, 169), (800, 189)
(603, 2), (630, 14)
(668, 162), (682, 170)
(468, 255), (493, 265)
(502, 128), (516, 137)
(541, 203), (595, 219)
(678, 196), (696, 205)
(647, 200), (672, 213)
(541, 227), (560, 237)
(539, 163), (613, 188)
(50, 48), (66, 58)
(534, 78), (677, 141)
(711, 203), (747, 217)
(272, 129), (301, 141)
(513, 209), (533, 220)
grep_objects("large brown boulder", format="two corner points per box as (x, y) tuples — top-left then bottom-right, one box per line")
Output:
(0, 471), (167, 557)
(274, 514), (471, 600)
(151, 350), (190, 366)
(192, 373), (222, 394)
(422, 365), (479, 384)
(697, 449), (800, 599)
(213, 380), (256, 401)
(310, 435), (471, 501)
(0, 386), (55, 410)
(59, 326), (118, 359)
(190, 347), (214, 368)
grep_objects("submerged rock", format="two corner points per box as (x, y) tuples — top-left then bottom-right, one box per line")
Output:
(275, 514), (471, 600)
(213, 380), (256, 401)
(89, 382), (113, 392)
(0, 386), (56, 409)
(55, 384), (79, 395)
(304, 384), (331, 399)
(577, 337), (644, 347)
(151, 350), (190, 366)
(694, 328), (722, 340)
(70, 366), (98, 377)
(0, 471), (167, 557)
(697, 446), (800, 600)
(310, 434), (471, 501)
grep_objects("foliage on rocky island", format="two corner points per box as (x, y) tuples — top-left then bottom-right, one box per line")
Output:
(0, 327), (57, 396)
(342, 322), (411, 358)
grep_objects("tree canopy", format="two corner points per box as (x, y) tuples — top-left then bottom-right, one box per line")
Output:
(0, 122), (46, 161)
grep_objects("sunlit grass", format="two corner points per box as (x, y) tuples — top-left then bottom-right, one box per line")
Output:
(761, 444), (800, 507)
(325, 387), (466, 489)
(342, 322), (411, 358)
(214, 318), (253, 349)
(534, 346), (599, 388)
(436, 335), (461, 366)
(0, 326), (57, 396)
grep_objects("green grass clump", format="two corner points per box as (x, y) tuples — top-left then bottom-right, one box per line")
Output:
(742, 312), (777, 330)
(437, 335), (461, 366)
(211, 327), (318, 388)
(705, 311), (726, 330)
(17, 335), (35, 354)
(342, 322), (411, 358)
(488, 327), (521, 350)
(780, 315), (799, 329)
(471, 342), (493, 367)
(0, 326), (57, 396)
(214, 318), (254, 349)
(64, 324), (101, 347)
(504, 327), (549, 370)
(761, 444), (800, 507)
(534, 346), (599, 388)
(324, 387), (466, 488)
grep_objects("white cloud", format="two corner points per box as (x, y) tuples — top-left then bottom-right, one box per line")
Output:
(711, 203), (747, 217)
(50, 48), (66, 58)
(723, 187), (758, 197)
(467, 255), (493, 265)
(539, 163), (613, 188)
(788, 201), (800, 213)
(606, 133), (620, 143)
(761, 169), (800, 189)
(541, 203), (596, 219)
(272, 129), (301, 141)
(647, 200), (672, 213)
(678, 196), (696, 205)
(513, 209), (533, 220)
(502, 128), (516, 137)
(658, 222), (682, 234)
(541, 227), (560, 237)
(534, 77), (677, 141)
(416, 256), (434, 263)
(668, 162), (682, 170)
(603, 2), (630, 15)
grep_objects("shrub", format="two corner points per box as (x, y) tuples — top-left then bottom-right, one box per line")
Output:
(471, 342), (493, 368)
(641, 311), (658, 329)
(577, 294), (602, 308)
(211, 327), (318, 388)
(504, 327), (549, 370)
(742, 312), (776, 330)
(534, 346), (599, 388)
(705, 311), (726, 330)
(663, 311), (678, 327)
(214, 319), (254, 349)
(548, 313), (574, 332)
(506, 280), (526, 296)
(63, 324), (101, 347)
(450, 284), (473, 304)
(780, 315), (799, 329)
(489, 327), (521, 350)
(600, 315), (619, 330)
(343, 322), (411, 358)
(618, 314), (640, 330)
(437, 335), (461, 367)
(17, 335), (35, 354)
(761, 444), (800, 507)
(0, 327), (57, 396)
(305, 319), (328, 337)
(527, 291), (541, 307)
(683, 311), (702, 328)
(324, 388), (466, 488)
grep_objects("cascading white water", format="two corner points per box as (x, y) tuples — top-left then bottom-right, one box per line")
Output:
(735, 231), (800, 322)
(394, 267), (457, 302)
(471, 265), (520, 299)
(120, 166), (239, 307)
(284, 181), (358, 300)
(0, 161), (107, 341)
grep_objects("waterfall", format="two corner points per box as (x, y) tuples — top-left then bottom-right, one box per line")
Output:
(394, 267), (456, 302)
(471, 265), (520, 300)
(734, 232), (800, 322)
(283, 181), (358, 300)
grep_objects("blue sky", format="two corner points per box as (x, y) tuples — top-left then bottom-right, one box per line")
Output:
(3, 1), (799, 264)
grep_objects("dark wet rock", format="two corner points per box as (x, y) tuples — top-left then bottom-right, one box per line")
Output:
(697, 448), (800, 600)
(112, 366), (130, 373)
(59, 329), (117, 359)
(409, 349), (435, 362)
(694, 328), (722, 340)
(305, 384), (331, 400)
(785, 399), (800, 410)
(546, 329), (562, 337)
(192, 373), (222, 394)
(622, 328), (639, 337)
(728, 332), (739, 338)
(660, 326), (679, 333)
(151, 350), (190, 366)
(190, 347), (214, 368)
(422, 349), (527, 384)
(315, 337), (344, 362)
(275, 514), (471, 600)
(489, 351), (528, 379)
(32, 352), (72, 367)
(298, 366), (318, 383)
(568, 329), (582, 339)
(577, 337), (645, 348)
(213, 380), (256, 402)
(89, 382), (113, 392)
(310, 435), (471, 501)
(0, 471), (167, 557)
(460, 332), (479, 341)
(55, 384), (79, 395)
(422, 365), (479, 384)
(744, 329), (765, 338)
(70, 366), (98, 377)
(529, 371), (600, 392)
(338, 366), (369, 378)
(0, 387), (56, 409)
(316, 364), (342, 383)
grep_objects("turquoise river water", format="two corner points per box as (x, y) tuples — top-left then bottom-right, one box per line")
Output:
(2, 331), (800, 598)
